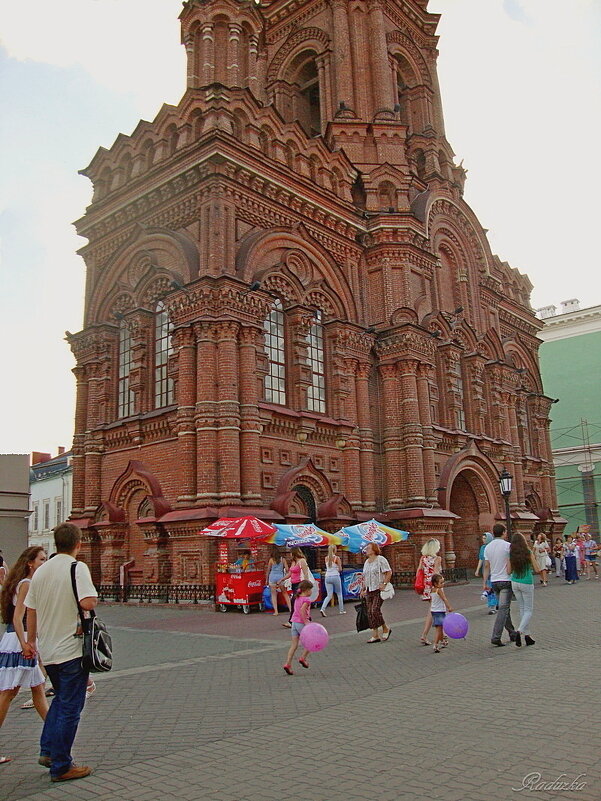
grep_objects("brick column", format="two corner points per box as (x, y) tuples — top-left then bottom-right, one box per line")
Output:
(194, 323), (218, 504)
(367, 0), (395, 112)
(248, 33), (259, 96)
(239, 326), (262, 504)
(356, 361), (376, 510)
(399, 359), (425, 505)
(216, 322), (241, 503)
(342, 358), (362, 508)
(228, 23), (242, 87)
(173, 326), (197, 504)
(331, 0), (355, 110)
(84, 440), (102, 513)
(417, 363), (437, 504)
(71, 365), (88, 515)
(202, 23), (215, 85)
(184, 33), (196, 89)
(506, 393), (525, 506)
(379, 363), (403, 507)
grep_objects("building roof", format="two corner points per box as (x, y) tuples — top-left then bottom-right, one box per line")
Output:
(30, 451), (72, 482)
(538, 303), (601, 343)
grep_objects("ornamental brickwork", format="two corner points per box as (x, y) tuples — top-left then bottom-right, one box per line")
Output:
(68, 0), (563, 585)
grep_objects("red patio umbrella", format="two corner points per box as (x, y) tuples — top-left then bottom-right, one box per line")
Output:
(199, 516), (276, 540)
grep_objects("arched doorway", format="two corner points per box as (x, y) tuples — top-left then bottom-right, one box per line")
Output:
(291, 484), (318, 569)
(125, 490), (149, 583)
(448, 469), (495, 568)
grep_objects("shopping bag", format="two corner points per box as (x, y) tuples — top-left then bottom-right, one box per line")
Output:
(414, 567), (425, 595)
(355, 599), (369, 632)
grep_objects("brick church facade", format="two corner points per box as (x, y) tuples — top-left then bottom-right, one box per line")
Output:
(69, 0), (562, 585)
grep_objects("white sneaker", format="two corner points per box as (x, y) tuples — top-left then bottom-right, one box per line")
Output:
(85, 682), (96, 700)
(339, 610), (347, 614)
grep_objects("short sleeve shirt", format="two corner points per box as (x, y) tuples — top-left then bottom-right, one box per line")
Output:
(362, 555), (391, 591)
(483, 538), (511, 582)
(25, 553), (98, 666)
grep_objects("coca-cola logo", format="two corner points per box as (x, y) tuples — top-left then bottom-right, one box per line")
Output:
(247, 580), (261, 588)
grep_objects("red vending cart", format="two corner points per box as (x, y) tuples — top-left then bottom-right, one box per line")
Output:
(215, 569), (265, 614)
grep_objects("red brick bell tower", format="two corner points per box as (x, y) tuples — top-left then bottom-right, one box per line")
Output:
(68, 0), (562, 586)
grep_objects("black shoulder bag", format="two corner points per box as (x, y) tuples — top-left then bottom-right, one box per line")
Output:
(70, 562), (112, 673)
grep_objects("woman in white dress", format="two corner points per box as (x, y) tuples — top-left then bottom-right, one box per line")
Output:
(0, 546), (48, 765)
(533, 534), (550, 586)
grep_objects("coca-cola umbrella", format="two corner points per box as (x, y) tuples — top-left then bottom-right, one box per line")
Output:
(264, 523), (344, 549)
(199, 516), (276, 540)
(337, 519), (410, 554)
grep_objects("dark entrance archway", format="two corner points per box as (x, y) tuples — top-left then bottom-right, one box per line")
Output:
(448, 469), (495, 568)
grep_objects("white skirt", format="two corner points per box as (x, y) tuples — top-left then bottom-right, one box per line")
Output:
(0, 629), (45, 691)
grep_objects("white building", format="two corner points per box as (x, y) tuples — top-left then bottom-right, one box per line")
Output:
(29, 449), (72, 555)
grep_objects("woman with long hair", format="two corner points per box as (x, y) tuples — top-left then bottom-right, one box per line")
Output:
(280, 547), (310, 629)
(319, 544), (345, 617)
(508, 533), (539, 647)
(264, 545), (291, 616)
(0, 546), (48, 765)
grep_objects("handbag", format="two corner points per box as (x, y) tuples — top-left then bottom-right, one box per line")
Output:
(544, 554), (552, 569)
(70, 562), (113, 673)
(355, 599), (369, 632)
(414, 567), (425, 595)
(380, 582), (395, 600)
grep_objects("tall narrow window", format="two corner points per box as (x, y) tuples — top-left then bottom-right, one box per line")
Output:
(154, 301), (174, 408)
(263, 299), (286, 405)
(55, 498), (63, 526)
(118, 321), (135, 418)
(449, 359), (465, 430)
(43, 500), (50, 530)
(306, 310), (326, 414)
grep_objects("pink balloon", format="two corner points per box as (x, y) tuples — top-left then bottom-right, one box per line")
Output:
(442, 612), (469, 639)
(299, 622), (329, 652)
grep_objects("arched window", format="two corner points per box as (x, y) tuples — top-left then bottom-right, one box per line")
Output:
(154, 301), (174, 408)
(306, 310), (326, 413)
(291, 53), (321, 136)
(263, 299), (286, 405)
(448, 357), (466, 431)
(118, 321), (135, 418)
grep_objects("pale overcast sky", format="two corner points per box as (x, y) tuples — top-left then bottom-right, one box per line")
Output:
(1, 0), (599, 456)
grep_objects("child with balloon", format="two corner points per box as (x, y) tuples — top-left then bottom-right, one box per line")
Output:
(283, 580), (314, 675)
(430, 574), (454, 653)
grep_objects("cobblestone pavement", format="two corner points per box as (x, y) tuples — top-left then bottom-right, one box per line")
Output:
(1, 577), (599, 801)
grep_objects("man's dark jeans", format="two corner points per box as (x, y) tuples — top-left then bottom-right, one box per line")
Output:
(491, 580), (515, 642)
(41, 657), (88, 778)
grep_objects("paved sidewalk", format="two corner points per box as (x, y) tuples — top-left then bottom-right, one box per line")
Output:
(1, 578), (599, 801)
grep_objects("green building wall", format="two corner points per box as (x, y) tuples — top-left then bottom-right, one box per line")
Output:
(539, 330), (601, 535)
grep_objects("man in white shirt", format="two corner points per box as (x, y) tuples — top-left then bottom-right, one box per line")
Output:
(25, 523), (98, 782)
(482, 523), (517, 647)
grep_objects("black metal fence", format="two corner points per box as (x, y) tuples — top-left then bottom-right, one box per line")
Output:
(392, 567), (468, 588)
(98, 584), (215, 604)
(98, 567), (468, 605)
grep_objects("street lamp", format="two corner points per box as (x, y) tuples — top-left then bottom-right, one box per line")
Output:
(499, 468), (513, 537)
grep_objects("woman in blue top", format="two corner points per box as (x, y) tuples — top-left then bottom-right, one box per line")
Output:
(508, 533), (540, 647)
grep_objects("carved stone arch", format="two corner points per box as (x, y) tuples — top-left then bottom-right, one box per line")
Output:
(140, 275), (176, 309)
(261, 272), (301, 306)
(482, 327), (505, 362)
(452, 320), (479, 352)
(267, 27), (331, 83)
(438, 440), (500, 516)
(109, 460), (172, 520)
(502, 339), (543, 392)
(390, 306), (419, 326)
(235, 227), (357, 321)
(92, 500), (125, 525)
(90, 225), (200, 323)
(302, 288), (338, 317)
(386, 31), (432, 86)
(270, 457), (333, 517)
(420, 311), (453, 339)
(427, 197), (491, 275)
(108, 291), (136, 319)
